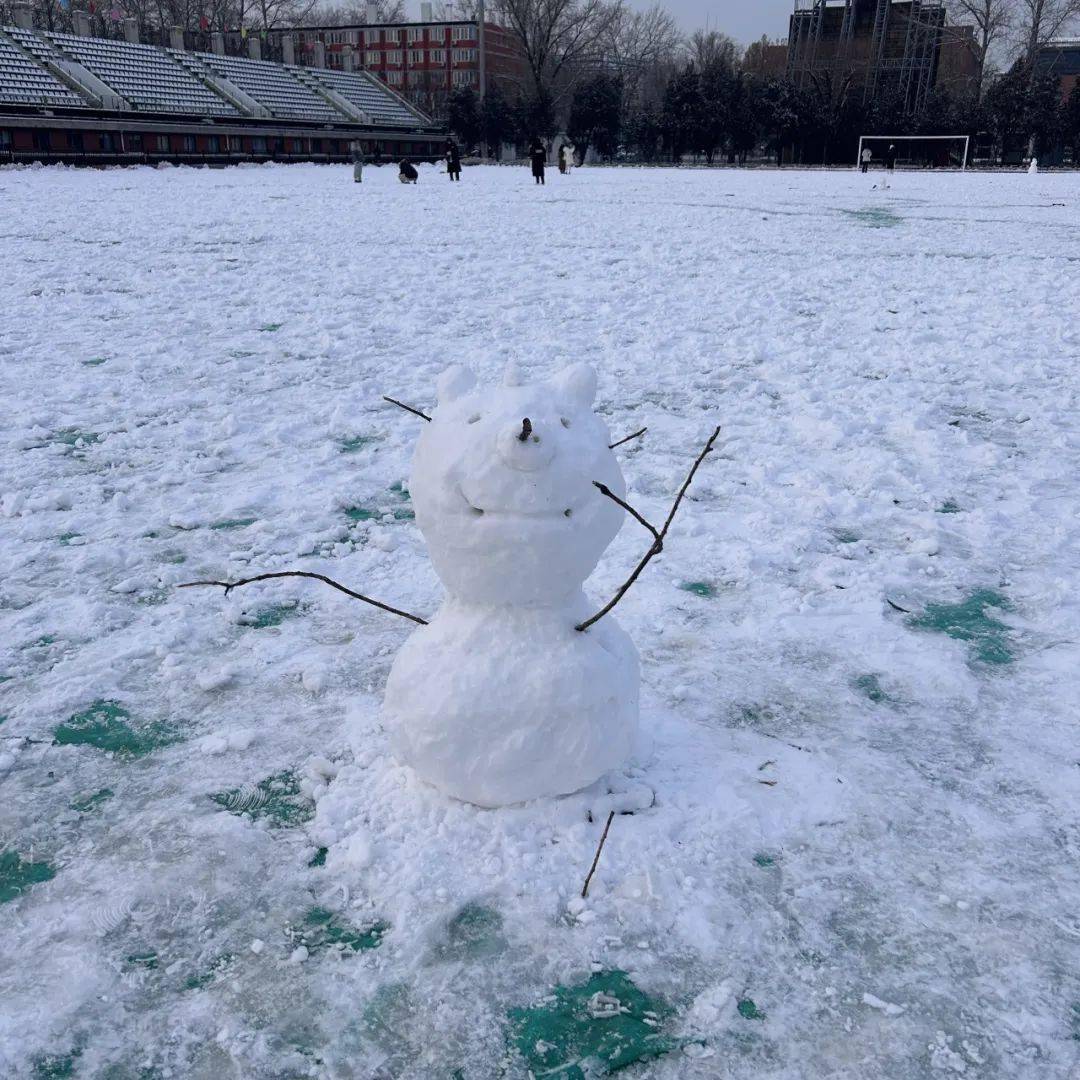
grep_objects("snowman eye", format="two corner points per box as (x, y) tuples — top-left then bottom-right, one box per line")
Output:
(468, 414), (482, 425)
(560, 417), (571, 428)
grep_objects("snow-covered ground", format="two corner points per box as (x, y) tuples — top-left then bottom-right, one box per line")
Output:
(2, 161), (1080, 1079)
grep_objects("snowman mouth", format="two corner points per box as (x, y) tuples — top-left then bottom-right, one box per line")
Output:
(459, 489), (574, 520)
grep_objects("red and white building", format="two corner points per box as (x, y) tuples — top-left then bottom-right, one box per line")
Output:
(283, 18), (526, 116)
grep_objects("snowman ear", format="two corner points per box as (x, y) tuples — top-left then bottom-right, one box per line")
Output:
(552, 363), (597, 408)
(436, 365), (476, 405)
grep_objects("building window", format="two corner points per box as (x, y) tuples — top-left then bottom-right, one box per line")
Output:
(0, 129), (11, 149)
(68, 131), (85, 151)
(452, 48), (476, 63)
(408, 49), (424, 64)
(252, 136), (267, 153)
(386, 70), (403, 84)
(452, 69), (476, 86)
(32, 129), (51, 151)
(451, 26), (470, 41)
(181, 134), (195, 152)
(366, 50), (380, 65)
(385, 28), (400, 42)
(156, 134), (169, 151)
(386, 50), (402, 64)
(407, 27), (421, 42)
(100, 132), (115, 151)
(127, 132), (142, 151)
(429, 48), (445, 63)
(207, 135), (220, 153)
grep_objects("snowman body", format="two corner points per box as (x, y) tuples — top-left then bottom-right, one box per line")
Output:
(382, 363), (640, 807)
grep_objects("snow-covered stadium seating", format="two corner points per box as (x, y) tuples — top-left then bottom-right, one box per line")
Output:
(297, 66), (423, 127)
(44, 31), (240, 116)
(0, 27), (87, 108)
(195, 51), (344, 122)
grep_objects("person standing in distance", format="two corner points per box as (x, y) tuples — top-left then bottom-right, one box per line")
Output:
(351, 141), (365, 183)
(885, 143), (897, 172)
(445, 139), (462, 181)
(529, 138), (546, 185)
(860, 146), (872, 173)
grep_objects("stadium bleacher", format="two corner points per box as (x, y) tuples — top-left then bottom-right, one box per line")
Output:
(44, 31), (240, 116)
(297, 66), (422, 127)
(195, 51), (344, 122)
(0, 27), (87, 107)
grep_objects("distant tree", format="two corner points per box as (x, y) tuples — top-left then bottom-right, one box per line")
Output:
(984, 62), (1062, 155)
(448, 86), (482, 151)
(480, 81), (514, 157)
(623, 100), (663, 160)
(567, 72), (622, 160)
(695, 57), (733, 162)
(757, 78), (801, 164)
(1064, 81), (1080, 156)
(1013, 0), (1080, 73)
(727, 73), (762, 163)
(661, 61), (702, 161)
(945, 0), (1011, 100)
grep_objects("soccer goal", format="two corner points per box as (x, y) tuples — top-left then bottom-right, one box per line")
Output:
(856, 134), (970, 171)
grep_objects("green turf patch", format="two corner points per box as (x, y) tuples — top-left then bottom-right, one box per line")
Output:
(23, 634), (57, 649)
(125, 950), (159, 971)
(0, 850), (56, 903)
(339, 435), (378, 453)
(308, 846), (328, 868)
(678, 581), (715, 598)
(906, 589), (1014, 665)
(53, 427), (101, 448)
(32, 1051), (79, 1079)
(57, 532), (82, 546)
(184, 952), (235, 991)
(346, 484), (415, 524)
(853, 673), (889, 703)
(210, 769), (314, 827)
(936, 500), (962, 514)
(842, 207), (902, 229)
(0, 675), (11, 684)
(82, 357), (108, 367)
(433, 902), (505, 961)
(292, 907), (389, 954)
(508, 970), (675, 1078)
(209, 517), (256, 531)
(54, 701), (178, 759)
(70, 787), (113, 813)
(258, 323), (283, 332)
(241, 602), (301, 629)
(737, 997), (766, 1021)
(753, 853), (777, 868)
(830, 527), (860, 544)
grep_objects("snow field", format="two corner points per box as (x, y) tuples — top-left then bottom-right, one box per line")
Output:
(1, 161), (1080, 1078)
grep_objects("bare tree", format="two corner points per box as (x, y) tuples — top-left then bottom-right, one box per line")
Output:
(687, 28), (737, 73)
(601, 3), (679, 110)
(946, 0), (1011, 98)
(1014, 0), (1080, 69)
(493, 0), (623, 109)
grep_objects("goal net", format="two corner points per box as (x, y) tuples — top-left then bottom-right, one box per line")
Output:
(856, 135), (970, 171)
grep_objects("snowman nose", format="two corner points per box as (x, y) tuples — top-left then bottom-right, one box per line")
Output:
(498, 417), (555, 472)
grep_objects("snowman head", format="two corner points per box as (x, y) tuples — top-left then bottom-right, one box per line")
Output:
(410, 362), (626, 606)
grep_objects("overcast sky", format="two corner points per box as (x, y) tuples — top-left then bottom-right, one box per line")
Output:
(647, 0), (794, 42)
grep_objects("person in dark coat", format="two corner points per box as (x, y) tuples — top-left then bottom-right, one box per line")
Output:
(399, 159), (418, 184)
(529, 138), (546, 185)
(885, 143), (897, 171)
(445, 139), (461, 181)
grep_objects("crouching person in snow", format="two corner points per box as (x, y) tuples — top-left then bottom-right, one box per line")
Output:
(399, 159), (419, 184)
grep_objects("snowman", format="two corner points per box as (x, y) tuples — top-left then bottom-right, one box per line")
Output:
(182, 364), (717, 809)
(382, 362), (640, 807)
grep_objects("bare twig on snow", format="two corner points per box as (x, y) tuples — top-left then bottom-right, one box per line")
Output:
(581, 810), (615, 899)
(178, 571), (428, 626)
(383, 396), (432, 422)
(609, 426), (647, 450)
